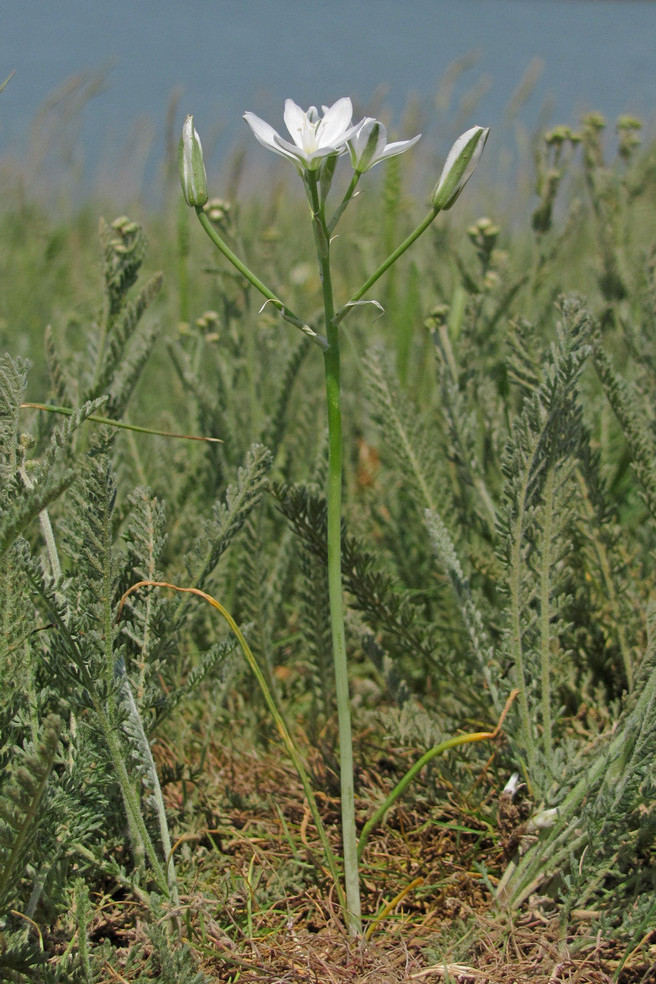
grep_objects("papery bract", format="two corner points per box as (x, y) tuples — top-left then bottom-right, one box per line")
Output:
(348, 117), (421, 173)
(243, 98), (362, 172)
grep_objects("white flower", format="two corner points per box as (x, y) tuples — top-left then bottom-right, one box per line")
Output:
(431, 125), (490, 211)
(503, 772), (522, 797)
(243, 98), (361, 172)
(526, 807), (559, 832)
(348, 117), (421, 173)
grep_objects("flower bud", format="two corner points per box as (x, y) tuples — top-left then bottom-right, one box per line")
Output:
(348, 117), (421, 173)
(349, 118), (384, 173)
(431, 125), (489, 211)
(178, 115), (208, 207)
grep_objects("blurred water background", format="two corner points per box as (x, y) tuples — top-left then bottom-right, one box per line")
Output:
(1, 0), (655, 207)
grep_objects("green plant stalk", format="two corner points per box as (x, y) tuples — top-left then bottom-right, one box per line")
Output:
(194, 207), (328, 349)
(20, 572), (170, 898)
(101, 547), (170, 897)
(575, 467), (633, 691)
(335, 206), (440, 325)
(0, 719), (59, 908)
(74, 879), (93, 984)
(357, 730), (494, 861)
(307, 171), (362, 936)
(328, 170), (361, 235)
(102, 575), (163, 891)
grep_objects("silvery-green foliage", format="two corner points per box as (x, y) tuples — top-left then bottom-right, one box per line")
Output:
(238, 512), (276, 675)
(496, 299), (593, 769)
(104, 897), (212, 984)
(298, 546), (333, 731)
(362, 345), (500, 714)
(0, 714), (60, 914)
(182, 442), (273, 594)
(0, 217), (263, 976)
(593, 340), (656, 523)
(0, 354), (106, 561)
(273, 481), (469, 706)
(43, 217), (163, 432)
(364, 345), (444, 513)
(424, 507), (503, 715)
(259, 333), (309, 457)
(498, 602), (656, 935)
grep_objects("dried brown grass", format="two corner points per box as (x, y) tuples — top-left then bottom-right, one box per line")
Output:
(141, 734), (656, 984)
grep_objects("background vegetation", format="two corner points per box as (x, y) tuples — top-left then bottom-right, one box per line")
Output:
(1, 95), (656, 982)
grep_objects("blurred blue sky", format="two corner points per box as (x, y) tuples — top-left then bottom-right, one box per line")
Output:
(2, 0), (655, 200)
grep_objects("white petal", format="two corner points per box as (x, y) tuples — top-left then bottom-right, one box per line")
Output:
(243, 111), (283, 153)
(375, 133), (422, 163)
(318, 97), (353, 147)
(363, 117), (386, 148)
(272, 133), (311, 166)
(283, 99), (309, 149)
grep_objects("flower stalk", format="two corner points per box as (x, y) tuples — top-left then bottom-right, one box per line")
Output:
(306, 169), (362, 933)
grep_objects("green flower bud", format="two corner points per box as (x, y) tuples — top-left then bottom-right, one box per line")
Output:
(431, 125), (489, 211)
(178, 115), (208, 207)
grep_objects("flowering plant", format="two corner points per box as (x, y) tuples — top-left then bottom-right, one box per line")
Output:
(180, 97), (488, 936)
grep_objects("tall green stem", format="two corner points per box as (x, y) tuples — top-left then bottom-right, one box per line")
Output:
(307, 172), (362, 935)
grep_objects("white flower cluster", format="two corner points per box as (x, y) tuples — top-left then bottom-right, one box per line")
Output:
(180, 97), (488, 218)
(241, 97), (488, 208)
